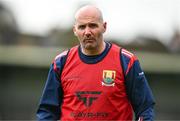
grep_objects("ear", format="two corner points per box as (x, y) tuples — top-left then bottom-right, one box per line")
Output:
(103, 22), (107, 33)
(73, 26), (77, 36)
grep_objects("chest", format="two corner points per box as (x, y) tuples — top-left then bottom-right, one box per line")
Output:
(61, 53), (126, 98)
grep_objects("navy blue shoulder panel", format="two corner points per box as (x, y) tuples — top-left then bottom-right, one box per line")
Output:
(53, 49), (70, 77)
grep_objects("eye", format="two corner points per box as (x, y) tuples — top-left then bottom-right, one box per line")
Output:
(78, 25), (86, 30)
(89, 23), (98, 28)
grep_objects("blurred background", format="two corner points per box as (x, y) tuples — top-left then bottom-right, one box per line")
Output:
(0, 0), (180, 120)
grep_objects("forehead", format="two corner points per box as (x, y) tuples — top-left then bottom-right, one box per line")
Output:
(75, 6), (103, 25)
(75, 15), (100, 25)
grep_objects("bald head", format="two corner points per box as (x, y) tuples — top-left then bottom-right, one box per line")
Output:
(74, 5), (104, 23)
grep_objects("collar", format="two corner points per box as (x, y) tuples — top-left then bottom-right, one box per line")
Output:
(78, 42), (112, 64)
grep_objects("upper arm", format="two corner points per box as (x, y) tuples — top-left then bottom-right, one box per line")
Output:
(36, 50), (68, 120)
(120, 49), (155, 120)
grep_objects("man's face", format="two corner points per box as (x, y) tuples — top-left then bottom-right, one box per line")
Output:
(73, 14), (106, 51)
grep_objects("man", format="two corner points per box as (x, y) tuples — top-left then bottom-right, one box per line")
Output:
(37, 5), (155, 121)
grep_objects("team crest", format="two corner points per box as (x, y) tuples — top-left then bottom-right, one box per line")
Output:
(102, 70), (116, 86)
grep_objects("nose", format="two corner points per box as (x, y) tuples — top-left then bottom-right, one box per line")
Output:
(84, 27), (92, 37)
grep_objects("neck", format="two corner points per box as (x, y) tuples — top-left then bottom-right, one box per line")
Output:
(81, 41), (106, 56)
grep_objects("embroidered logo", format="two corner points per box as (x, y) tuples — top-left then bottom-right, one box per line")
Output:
(102, 70), (116, 86)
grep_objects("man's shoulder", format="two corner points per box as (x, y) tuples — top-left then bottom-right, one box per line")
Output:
(54, 45), (79, 61)
(111, 42), (136, 59)
(53, 49), (70, 72)
(121, 48), (135, 59)
(55, 50), (69, 60)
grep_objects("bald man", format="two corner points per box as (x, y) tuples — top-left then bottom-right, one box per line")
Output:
(37, 5), (155, 121)
(73, 5), (106, 55)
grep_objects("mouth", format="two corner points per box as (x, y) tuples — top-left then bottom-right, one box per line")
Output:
(83, 38), (95, 43)
(82, 38), (97, 49)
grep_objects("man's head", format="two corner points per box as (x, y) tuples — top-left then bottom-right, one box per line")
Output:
(73, 5), (107, 55)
